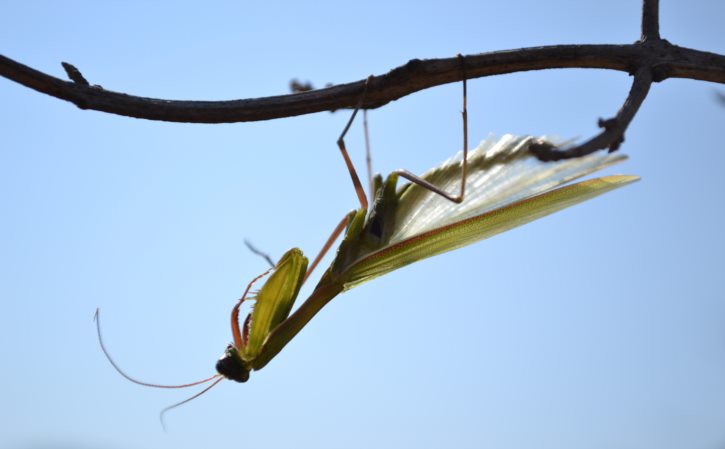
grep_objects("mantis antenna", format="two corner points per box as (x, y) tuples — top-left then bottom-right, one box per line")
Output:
(94, 308), (220, 389)
(159, 376), (224, 431)
(95, 308), (227, 429)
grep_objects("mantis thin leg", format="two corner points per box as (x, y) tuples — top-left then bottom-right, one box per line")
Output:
(231, 267), (274, 350)
(303, 213), (350, 283)
(348, 58), (469, 206)
(337, 77), (373, 210)
(363, 109), (374, 199)
(392, 60), (468, 203)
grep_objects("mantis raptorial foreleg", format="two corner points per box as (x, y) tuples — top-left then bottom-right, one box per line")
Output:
(231, 267), (274, 351)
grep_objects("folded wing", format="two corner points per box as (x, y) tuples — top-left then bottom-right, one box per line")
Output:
(390, 134), (627, 244)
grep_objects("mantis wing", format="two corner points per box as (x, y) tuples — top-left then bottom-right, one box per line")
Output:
(391, 134), (628, 243)
(343, 174), (638, 289)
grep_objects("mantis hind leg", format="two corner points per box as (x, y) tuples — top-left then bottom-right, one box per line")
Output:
(304, 213), (350, 283)
(363, 109), (374, 200)
(392, 55), (468, 204)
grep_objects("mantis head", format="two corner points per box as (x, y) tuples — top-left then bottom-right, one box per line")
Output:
(216, 344), (249, 383)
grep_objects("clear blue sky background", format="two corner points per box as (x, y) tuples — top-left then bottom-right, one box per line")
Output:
(1, 1), (724, 449)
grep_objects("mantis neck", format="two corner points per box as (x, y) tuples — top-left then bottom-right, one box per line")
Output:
(250, 278), (344, 371)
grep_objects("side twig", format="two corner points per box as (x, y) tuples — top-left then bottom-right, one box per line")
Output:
(641, 0), (660, 41)
(530, 66), (653, 161)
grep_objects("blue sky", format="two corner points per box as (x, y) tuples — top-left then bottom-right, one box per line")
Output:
(1, 1), (724, 448)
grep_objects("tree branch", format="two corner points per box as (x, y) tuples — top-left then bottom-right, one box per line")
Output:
(1, 43), (723, 124)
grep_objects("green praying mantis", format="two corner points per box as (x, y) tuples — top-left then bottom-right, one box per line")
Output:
(95, 74), (638, 422)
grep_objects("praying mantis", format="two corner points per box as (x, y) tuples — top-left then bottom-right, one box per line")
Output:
(95, 72), (638, 421)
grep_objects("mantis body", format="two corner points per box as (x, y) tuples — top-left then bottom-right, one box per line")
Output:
(96, 76), (638, 418)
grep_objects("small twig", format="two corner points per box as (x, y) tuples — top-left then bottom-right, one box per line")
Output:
(289, 79), (314, 93)
(530, 67), (653, 161)
(641, 0), (660, 41)
(61, 62), (89, 86)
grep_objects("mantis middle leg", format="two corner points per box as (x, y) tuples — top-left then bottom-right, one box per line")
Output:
(338, 55), (469, 209)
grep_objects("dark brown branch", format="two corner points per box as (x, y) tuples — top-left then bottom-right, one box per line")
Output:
(530, 67), (653, 161)
(1, 42), (724, 124)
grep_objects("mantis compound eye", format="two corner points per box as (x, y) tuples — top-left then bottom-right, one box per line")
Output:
(216, 344), (250, 383)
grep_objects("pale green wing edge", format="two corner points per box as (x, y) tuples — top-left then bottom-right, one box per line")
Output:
(342, 175), (638, 290)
